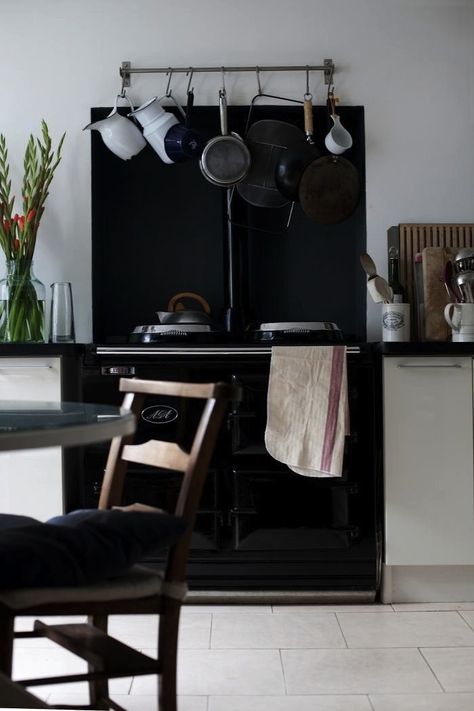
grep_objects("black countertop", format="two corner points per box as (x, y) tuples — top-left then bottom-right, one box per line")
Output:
(0, 344), (84, 356)
(375, 341), (474, 356)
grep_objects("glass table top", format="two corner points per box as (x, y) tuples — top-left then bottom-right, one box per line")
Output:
(0, 400), (136, 451)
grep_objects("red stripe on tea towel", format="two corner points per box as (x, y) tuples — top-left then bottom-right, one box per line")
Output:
(320, 346), (345, 473)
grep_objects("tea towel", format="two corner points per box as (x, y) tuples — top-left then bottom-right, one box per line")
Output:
(265, 346), (349, 477)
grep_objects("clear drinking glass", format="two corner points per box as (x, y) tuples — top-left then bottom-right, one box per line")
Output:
(49, 282), (75, 343)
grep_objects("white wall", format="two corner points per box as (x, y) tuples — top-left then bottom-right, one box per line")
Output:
(0, 0), (472, 342)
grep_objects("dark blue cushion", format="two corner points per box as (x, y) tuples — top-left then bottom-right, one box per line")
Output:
(0, 509), (187, 589)
(0, 514), (39, 530)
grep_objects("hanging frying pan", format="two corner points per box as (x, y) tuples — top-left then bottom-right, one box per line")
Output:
(237, 93), (304, 209)
(298, 155), (360, 224)
(274, 94), (321, 201)
(200, 88), (251, 187)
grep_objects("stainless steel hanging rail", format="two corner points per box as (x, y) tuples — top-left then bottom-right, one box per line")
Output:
(120, 60), (335, 88)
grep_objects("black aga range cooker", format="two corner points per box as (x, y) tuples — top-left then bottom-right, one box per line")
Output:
(83, 101), (378, 599)
(75, 341), (380, 600)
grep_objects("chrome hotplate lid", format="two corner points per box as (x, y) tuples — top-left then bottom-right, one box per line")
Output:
(129, 323), (224, 344)
(249, 321), (343, 344)
(131, 324), (212, 334)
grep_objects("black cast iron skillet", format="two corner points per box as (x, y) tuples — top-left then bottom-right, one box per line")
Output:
(299, 154), (360, 224)
(274, 95), (321, 202)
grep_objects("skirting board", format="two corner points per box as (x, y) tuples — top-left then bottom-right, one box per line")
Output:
(185, 590), (375, 605)
(382, 564), (474, 604)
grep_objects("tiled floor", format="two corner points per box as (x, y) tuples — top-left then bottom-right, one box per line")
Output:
(10, 601), (474, 710)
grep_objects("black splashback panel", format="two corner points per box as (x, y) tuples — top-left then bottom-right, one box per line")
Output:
(91, 104), (366, 342)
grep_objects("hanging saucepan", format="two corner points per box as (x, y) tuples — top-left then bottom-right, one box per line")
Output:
(274, 93), (321, 201)
(164, 86), (204, 163)
(298, 155), (360, 224)
(200, 88), (251, 187)
(237, 93), (305, 208)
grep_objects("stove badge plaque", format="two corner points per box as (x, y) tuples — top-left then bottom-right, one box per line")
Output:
(141, 405), (179, 424)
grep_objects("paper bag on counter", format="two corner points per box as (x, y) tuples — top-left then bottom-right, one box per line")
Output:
(422, 247), (456, 341)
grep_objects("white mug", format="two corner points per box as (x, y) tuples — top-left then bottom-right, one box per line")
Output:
(444, 302), (474, 334)
(83, 95), (146, 160)
(324, 115), (353, 155)
(382, 303), (410, 342)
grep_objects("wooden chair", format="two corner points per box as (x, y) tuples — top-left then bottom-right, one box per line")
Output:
(0, 378), (237, 711)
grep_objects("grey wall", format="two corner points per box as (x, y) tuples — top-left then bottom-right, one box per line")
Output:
(0, 0), (472, 341)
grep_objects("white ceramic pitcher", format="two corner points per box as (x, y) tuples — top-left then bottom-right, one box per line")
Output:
(128, 96), (180, 164)
(83, 95), (146, 160)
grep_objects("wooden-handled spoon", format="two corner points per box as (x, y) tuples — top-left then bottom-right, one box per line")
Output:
(360, 253), (378, 279)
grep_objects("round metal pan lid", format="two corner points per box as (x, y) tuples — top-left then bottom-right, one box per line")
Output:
(131, 324), (212, 334)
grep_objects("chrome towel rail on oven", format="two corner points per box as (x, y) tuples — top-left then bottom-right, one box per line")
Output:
(96, 346), (362, 357)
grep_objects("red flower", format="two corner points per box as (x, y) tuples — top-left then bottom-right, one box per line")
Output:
(13, 238), (20, 251)
(12, 214), (19, 222)
(3, 219), (10, 233)
(18, 216), (25, 230)
(26, 208), (36, 222)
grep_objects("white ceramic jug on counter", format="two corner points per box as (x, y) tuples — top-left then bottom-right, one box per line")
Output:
(444, 302), (474, 341)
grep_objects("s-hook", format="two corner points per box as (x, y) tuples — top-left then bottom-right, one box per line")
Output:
(165, 67), (173, 97)
(304, 65), (312, 101)
(256, 66), (262, 95)
(186, 67), (194, 94)
(120, 68), (127, 98)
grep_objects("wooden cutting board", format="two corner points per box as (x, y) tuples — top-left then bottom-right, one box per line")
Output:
(422, 247), (456, 341)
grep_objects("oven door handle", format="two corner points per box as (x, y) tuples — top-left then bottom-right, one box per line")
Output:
(228, 411), (257, 419)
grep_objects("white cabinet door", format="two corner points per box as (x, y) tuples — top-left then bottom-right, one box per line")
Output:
(0, 357), (63, 521)
(384, 356), (474, 565)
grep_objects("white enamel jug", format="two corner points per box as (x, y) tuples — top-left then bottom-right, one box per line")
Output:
(128, 96), (179, 164)
(83, 95), (146, 160)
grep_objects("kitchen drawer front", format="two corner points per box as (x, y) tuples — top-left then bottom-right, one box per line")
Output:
(0, 356), (62, 520)
(0, 448), (62, 521)
(383, 356), (474, 565)
(0, 356), (61, 400)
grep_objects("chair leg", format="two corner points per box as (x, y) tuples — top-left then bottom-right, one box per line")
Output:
(158, 600), (181, 711)
(0, 615), (14, 677)
(87, 614), (110, 710)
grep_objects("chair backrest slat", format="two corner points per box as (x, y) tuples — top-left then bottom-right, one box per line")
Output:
(122, 440), (190, 472)
(119, 378), (232, 400)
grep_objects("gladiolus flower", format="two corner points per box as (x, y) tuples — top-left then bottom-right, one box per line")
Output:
(26, 209), (36, 222)
(12, 214), (19, 222)
(18, 216), (25, 230)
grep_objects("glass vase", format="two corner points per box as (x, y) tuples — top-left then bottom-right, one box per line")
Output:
(0, 260), (46, 343)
